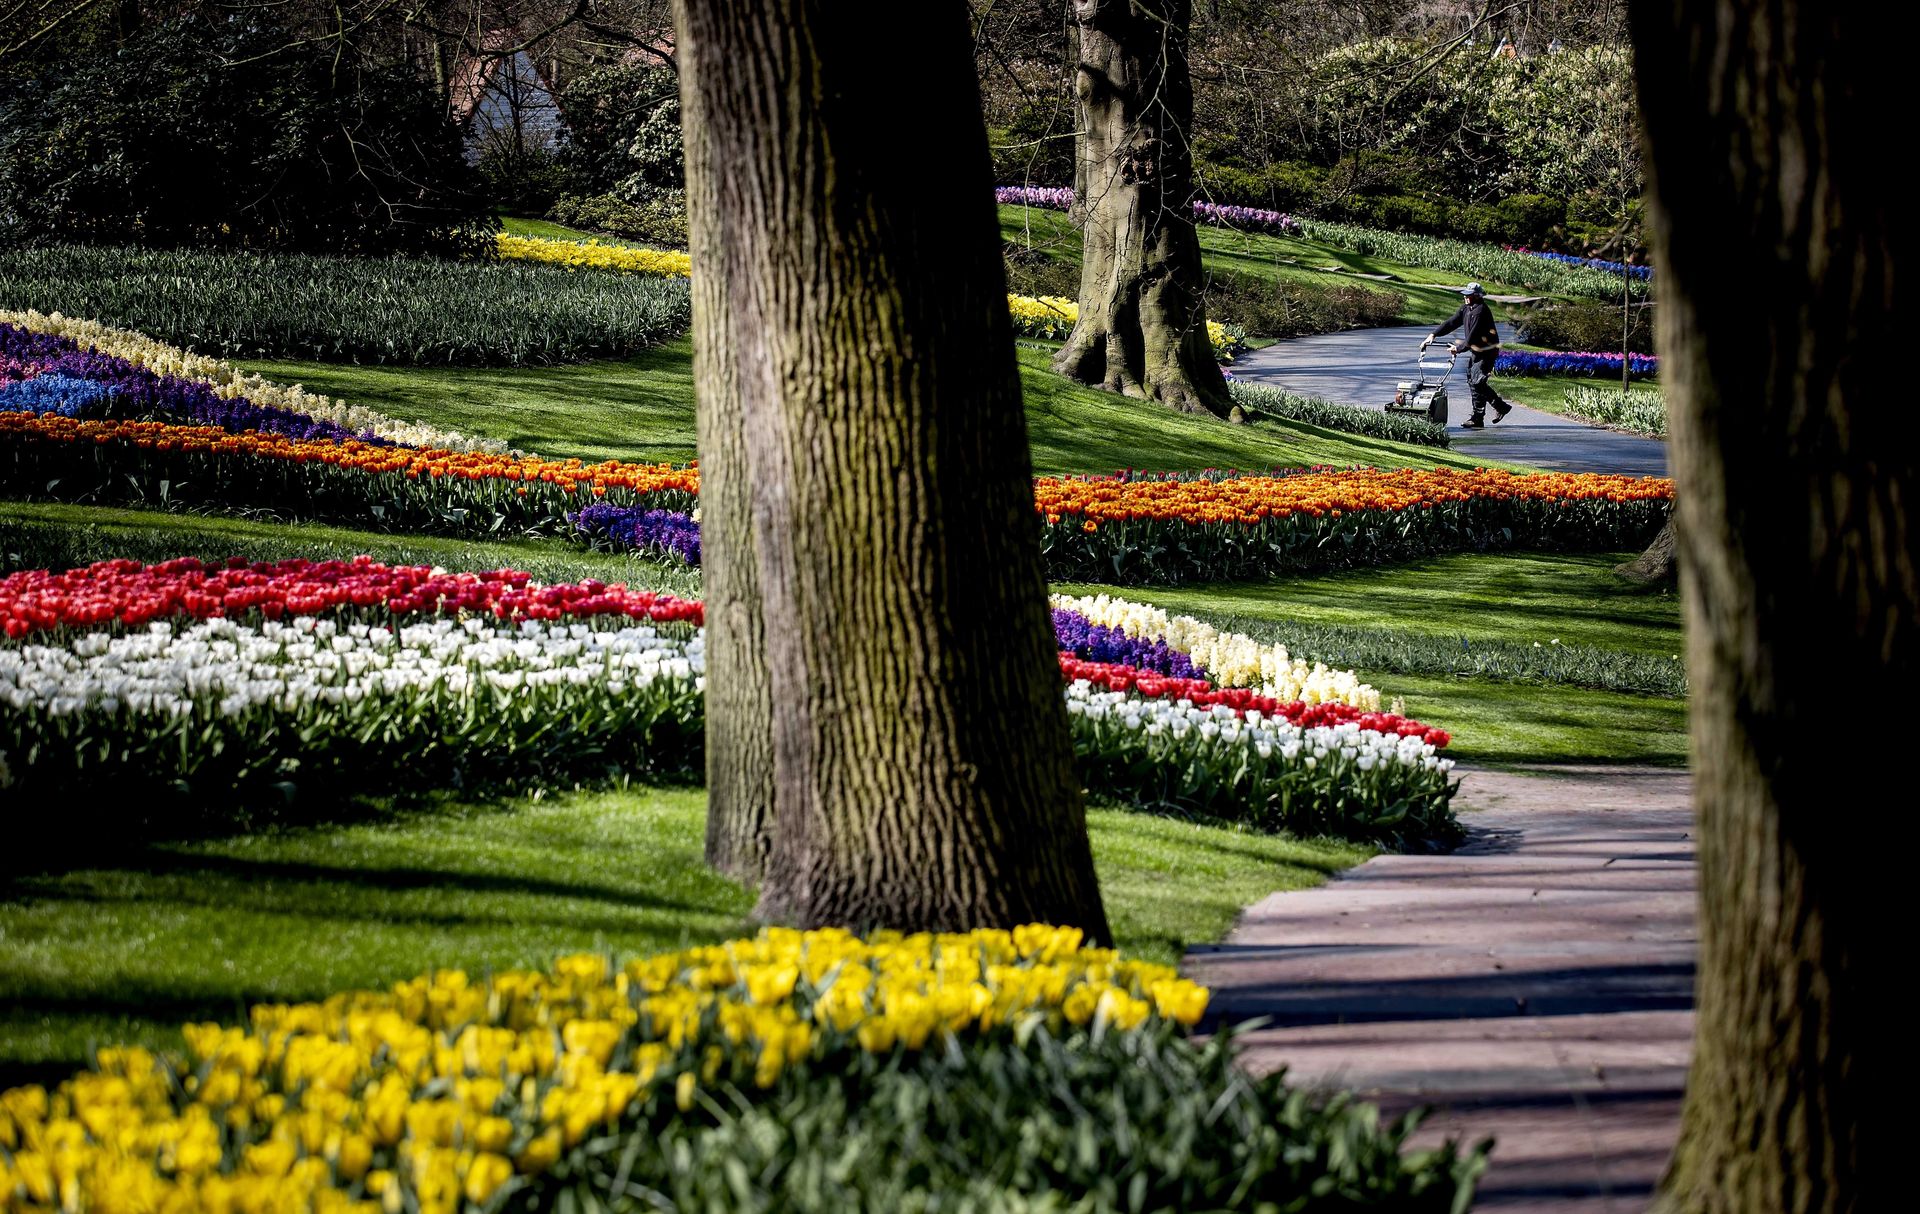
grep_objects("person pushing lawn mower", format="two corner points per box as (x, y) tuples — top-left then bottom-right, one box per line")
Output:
(1423, 282), (1512, 429)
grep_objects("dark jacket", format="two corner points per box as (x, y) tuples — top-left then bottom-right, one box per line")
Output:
(1432, 299), (1501, 354)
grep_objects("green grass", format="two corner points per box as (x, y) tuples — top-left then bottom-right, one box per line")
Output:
(498, 215), (656, 249)
(1061, 551), (1687, 767)
(242, 344), (1514, 475)
(0, 501), (701, 595)
(0, 788), (1363, 1084)
(999, 204), (1552, 326)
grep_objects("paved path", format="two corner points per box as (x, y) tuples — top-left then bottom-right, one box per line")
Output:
(1232, 325), (1669, 477)
(1185, 765), (1694, 1213)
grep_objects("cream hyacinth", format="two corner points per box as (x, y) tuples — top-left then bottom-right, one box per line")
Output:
(1, 309), (511, 454)
(1050, 592), (1381, 710)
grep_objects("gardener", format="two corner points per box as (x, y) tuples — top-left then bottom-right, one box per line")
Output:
(1422, 283), (1512, 429)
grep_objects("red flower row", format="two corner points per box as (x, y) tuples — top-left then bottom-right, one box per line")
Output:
(0, 557), (704, 638)
(1057, 655), (1451, 747)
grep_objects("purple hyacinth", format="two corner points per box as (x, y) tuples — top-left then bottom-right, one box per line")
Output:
(1051, 609), (1206, 680)
(570, 504), (702, 566)
(0, 322), (395, 445)
(1496, 349), (1659, 380)
(994, 187), (1302, 236)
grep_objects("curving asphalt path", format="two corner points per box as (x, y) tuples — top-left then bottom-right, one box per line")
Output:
(1232, 325), (1668, 477)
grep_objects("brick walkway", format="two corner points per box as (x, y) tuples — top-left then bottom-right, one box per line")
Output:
(1185, 765), (1694, 1213)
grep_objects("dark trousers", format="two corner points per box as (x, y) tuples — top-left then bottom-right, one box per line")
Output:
(1466, 351), (1507, 422)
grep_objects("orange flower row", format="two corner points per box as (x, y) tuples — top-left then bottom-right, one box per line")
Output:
(0, 413), (701, 497)
(1032, 468), (1673, 527)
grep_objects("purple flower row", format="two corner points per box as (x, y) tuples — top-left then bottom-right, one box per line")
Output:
(1496, 349), (1660, 379)
(569, 504), (703, 566)
(1051, 608), (1208, 680)
(994, 186), (1302, 237)
(1508, 246), (1653, 281)
(0, 323), (391, 445)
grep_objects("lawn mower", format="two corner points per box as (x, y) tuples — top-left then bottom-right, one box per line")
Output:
(1386, 344), (1457, 425)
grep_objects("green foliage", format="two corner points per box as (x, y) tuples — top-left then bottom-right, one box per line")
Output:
(548, 193), (689, 249)
(1228, 383), (1450, 449)
(1516, 301), (1655, 353)
(0, 244), (691, 365)
(555, 64), (685, 205)
(1205, 270), (1406, 339)
(547, 1023), (1484, 1213)
(0, 14), (490, 256)
(1295, 219), (1647, 301)
(1561, 383), (1667, 437)
(480, 147), (573, 217)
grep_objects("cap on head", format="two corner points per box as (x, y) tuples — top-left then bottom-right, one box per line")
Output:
(1460, 282), (1485, 297)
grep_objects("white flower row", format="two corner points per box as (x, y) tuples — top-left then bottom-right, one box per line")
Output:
(2, 309), (513, 454)
(0, 617), (702, 719)
(1063, 680), (1448, 773)
(1050, 592), (1380, 710)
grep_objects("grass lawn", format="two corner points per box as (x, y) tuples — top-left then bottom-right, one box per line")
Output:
(0, 501), (700, 596)
(1000, 204), (1554, 326)
(0, 788), (1364, 1085)
(499, 215), (660, 249)
(243, 344), (1508, 475)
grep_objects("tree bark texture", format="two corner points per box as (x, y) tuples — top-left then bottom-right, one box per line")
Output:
(1631, 2), (1903, 1209)
(679, 19), (774, 885)
(673, 0), (1111, 940)
(1614, 518), (1678, 585)
(1053, 0), (1236, 420)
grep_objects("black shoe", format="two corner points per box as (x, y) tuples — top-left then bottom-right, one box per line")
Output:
(1459, 420), (1485, 430)
(1491, 402), (1513, 423)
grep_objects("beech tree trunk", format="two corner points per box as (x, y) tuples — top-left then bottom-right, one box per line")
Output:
(674, 0), (1111, 939)
(1614, 518), (1677, 585)
(1631, 1), (1902, 1209)
(1053, 0), (1236, 420)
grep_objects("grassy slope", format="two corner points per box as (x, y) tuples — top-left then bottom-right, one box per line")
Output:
(243, 345), (1506, 474)
(1061, 551), (1687, 768)
(999, 204), (1551, 326)
(498, 215), (659, 249)
(0, 789), (1362, 1083)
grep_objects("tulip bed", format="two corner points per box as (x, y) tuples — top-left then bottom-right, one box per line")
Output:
(0, 558), (1457, 843)
(0, 925), (1483, 1213)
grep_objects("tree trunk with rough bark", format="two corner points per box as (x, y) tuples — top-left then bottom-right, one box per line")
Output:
(674, 0), (1111, 939)
(679, 27), (774, 885)
(1614, 518), (1677, 585)
(1053, 0), (1236, 421)
(1631, 1), (1902, 1209)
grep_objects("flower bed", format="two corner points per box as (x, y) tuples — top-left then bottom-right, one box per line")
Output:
(994, 186), (1304, 237)
(1007, 293), (1246, 362)
(1561, 382), (1667, 437)
(1505, 245), (1653, 281)
(1038, 467), (1673, 584)
(0, 562), (1455, 843)
(2, 309), (509, 452)
(495, 232), (692, 278)
(569, 504), (701, 565)
(1497, 349), (1659, 379)
(0, 927), (1482, 1212)
(1227, 381), (1451, 449)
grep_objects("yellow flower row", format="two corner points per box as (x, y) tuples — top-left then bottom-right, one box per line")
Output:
(494, 233), (692, 279)
(1006, 294), (1242, 361)
(0, 926), (1207, 1214)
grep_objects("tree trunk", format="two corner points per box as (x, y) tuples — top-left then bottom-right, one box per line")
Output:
(679, 21), (774, 885)
(1631, 1), (1902, 1209)
(674, 0), (1111, 940)
(1053, 0), (1236, 421)
(1614, 518), (1677, 585)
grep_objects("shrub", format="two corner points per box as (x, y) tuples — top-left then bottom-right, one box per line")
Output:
(555, 64), (685, 203)
(1205, 270), (1405, 339)
(548, 192), (690, 248)
(478, 146), (572, 216)
(1516, 300), (1656, 354)
(1228, 382), (1450, 449)
(0, 244), (691, 364)
(0, 14), (489, 256)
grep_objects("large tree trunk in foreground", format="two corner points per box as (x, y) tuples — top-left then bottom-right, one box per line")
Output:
(680, 30), (774, 885)
(1632, 1), (1902, 1208)
(674, 0), (1110, 939)
(1053, 0), (1236, 420)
